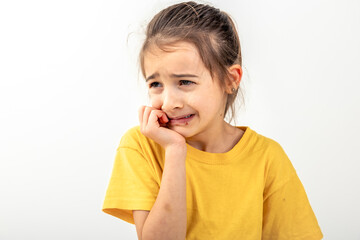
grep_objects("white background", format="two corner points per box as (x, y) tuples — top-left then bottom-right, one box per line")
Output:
(0, 0), (359, 239)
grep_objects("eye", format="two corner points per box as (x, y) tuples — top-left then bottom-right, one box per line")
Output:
(149, 82), (161, 88)
(149, 80), (194, 88)
(180, 80), (194, 86)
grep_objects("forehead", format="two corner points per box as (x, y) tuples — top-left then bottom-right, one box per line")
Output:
(143, 41), (205, 75)
(145, 41), (199, 58)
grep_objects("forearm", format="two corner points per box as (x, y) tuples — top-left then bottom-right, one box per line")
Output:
(142, 144), (187, 240)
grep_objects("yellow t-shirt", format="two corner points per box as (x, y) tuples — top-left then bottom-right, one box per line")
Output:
(102, 125), (323, 240)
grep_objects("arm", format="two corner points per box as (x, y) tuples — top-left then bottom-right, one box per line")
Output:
(141, 144), (187, 240)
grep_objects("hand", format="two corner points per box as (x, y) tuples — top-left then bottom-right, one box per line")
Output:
(138, 105), (186, 150)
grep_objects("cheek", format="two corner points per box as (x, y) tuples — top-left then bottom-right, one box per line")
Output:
(193, 90), (224, 112)
(187, 94), (210, 112)
(185, 92), (200, 105)
(192, 88), (217, 103)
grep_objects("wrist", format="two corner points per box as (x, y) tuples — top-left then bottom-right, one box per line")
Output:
(165, 142), (187, 153)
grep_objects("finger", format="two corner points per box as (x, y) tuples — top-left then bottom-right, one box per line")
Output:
(161, 113), (169, 123)
(147, 110), (164, 128)
(138, 105), (146, 125)
(142, 106), (152, 127)
(150, 109), (169, 126)
(147, 107), (168, 122)
(158, 112), (168, 124)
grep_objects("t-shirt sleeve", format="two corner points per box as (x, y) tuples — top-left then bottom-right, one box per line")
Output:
(262, 141), (323, 240)
(102, 145), (160, 224)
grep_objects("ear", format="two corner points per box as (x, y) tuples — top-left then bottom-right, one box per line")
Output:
(225, 64), (243, 94)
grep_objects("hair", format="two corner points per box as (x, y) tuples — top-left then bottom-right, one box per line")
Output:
(138, 1), (245, 124)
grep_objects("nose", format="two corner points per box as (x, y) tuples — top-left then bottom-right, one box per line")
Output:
(161, 87), (183, 112)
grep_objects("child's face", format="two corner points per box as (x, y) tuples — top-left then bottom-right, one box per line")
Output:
(143, 41), (228, 138)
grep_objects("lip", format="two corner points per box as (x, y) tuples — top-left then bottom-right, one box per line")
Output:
(169, 114), (195, 120)
(169, 114), (195, 125)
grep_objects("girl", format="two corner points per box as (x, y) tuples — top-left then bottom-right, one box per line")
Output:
(102, 1), (323, 239)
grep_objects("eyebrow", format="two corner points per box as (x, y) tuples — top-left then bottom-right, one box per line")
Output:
(145, 73), (199, 82)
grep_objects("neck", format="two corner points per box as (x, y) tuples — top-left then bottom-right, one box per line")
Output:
(185, 120), (241, 153)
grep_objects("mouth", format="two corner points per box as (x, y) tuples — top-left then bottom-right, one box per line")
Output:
(169, 114), (195, 120)
(169, 114), (195, 125)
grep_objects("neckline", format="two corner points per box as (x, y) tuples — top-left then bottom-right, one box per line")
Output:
(185, 126), (254, 165)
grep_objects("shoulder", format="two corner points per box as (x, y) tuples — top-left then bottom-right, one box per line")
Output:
(119, 125), (142, 143)
(250, 128), (295, 172)
(259, 134), (297, 179)
(263, 135), (287, 157)
(117, 125), (146, 148)
(248, 127), (285, 156)
(116, 125), (163, 153)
